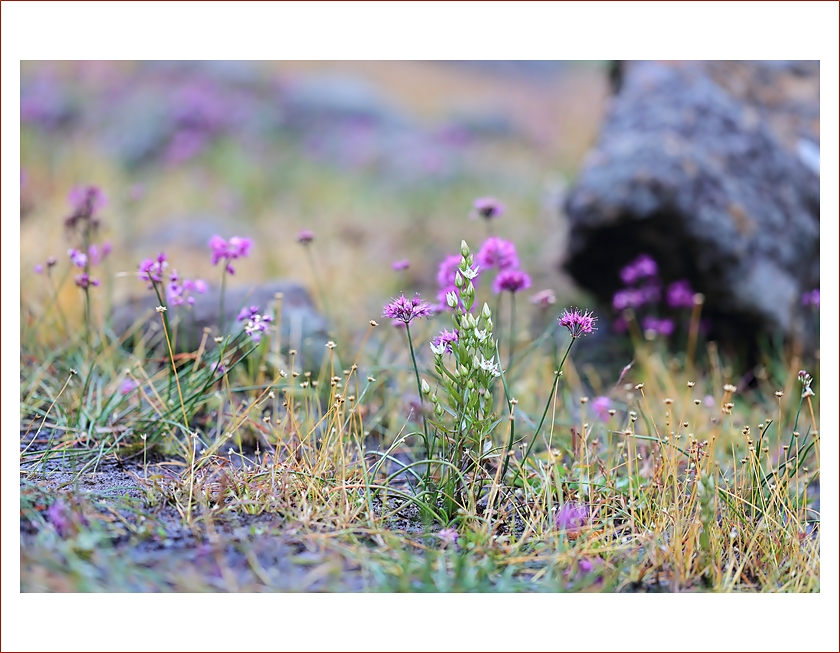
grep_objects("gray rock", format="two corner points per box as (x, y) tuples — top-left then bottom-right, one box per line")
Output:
(563, 60), (819, 347)
(111, 279), (329, 371)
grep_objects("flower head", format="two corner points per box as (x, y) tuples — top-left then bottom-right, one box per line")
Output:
(431, 329), (459, 355)
(296, 229), (315, 246)
(436, 254), (463, 288)
(383, 294), (433, 326)
(237, 305), (273, 342)
(476, 237), (519, 271)
(138, 253), (168, 287)
(209, 235), (253, 275)
(120, 378), (139, 395)
(438, 527), (459, 546)
(392, 259), (410, 271)
(74, 273), (99, 289)
(68, 248), (88, 269)
(530, 289), (556, 308)
(642, 316), (674, 337)
(592, 396), (611, 422)
(167, 271), (208, 307)
(558, 308), (597, 339)
(801, 289), (820, 307)
(666, 279), (695, 308)
(555, 503), (589, 534)
(492, 269), (531, 294)
(620, 254), (658, 285)
(472, 196), (505, 221)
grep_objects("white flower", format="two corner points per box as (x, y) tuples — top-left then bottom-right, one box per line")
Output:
(479, 356), (500, 377)
(446, 291), (458, 308)
(461, 265), (480, 280)
(430, 341), (446, 356)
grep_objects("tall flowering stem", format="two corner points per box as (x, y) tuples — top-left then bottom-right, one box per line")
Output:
(209, 235), (252, 333)
(383, 294), (433, 477)
(506, 308), (596, 487)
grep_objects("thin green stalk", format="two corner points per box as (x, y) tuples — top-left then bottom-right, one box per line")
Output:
(219, 270), (227, 334)
(510, 338), (575, 489)
(405, 324), (431, 484)
(306, 247), (332, 327)
(506, 291), (516, 373)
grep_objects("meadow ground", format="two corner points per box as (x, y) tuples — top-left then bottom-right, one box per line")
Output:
(19, 61), (819, 593)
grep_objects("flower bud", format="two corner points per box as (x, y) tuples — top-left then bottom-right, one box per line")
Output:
(482, 302), (492, 320)
(460, 240), (470, 258)
(421, 379), (430, 395)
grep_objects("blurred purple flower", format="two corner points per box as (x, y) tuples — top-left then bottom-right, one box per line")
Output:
(620, 254), (658, 284)
(47, 500), (72, 537)
(383, 294), (433, 326)
(297, 229), (315, 245)
(68, 248), (87, 269)
(436, 254), (463, 288)
(34, 264), (43, 274)
(167, 272), (208, 307)
(592, 396), (611, 422)
(209, 235), (252, 275)
(642, 316), (674, 337)
(438, 527), (459, 545)
(392, 259), (410, 271)
(472, 196), (505, 220)
(558, 308), (597, 339)
(68, 185), (107, 217)
(493, 269), (531, 294)
(476, 237), (519, 271)
(801, 289), (820, 307)
(138, 253), (168, 286)
(120, 378), (138, 395)
(530, 289), (556, 308)
(666, 279), (695, 308)
(74, 273), (99, 289)
(237, 305), (273, 342)
(556, 503), (589, 533)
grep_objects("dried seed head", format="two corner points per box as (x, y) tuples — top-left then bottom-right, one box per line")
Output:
(635, 383), (644, 390)
(693, 398), (701, 405)
(664, 398), (674, 405)
(775, 391), (784, 398)
(723, 383), (737, 393)
(325, 341), (337, 349)
(687, 381), (695, 388)
(608, 409), (616, 416)
(580, 396), (589, 404)
(369, 320), (379, 327)
(214, 336), (223, 343)
(155, 305), (167, 313)
(368, 376), (376, 383)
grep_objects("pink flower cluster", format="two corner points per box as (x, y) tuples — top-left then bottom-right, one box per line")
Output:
(209, 235), (253, 275)
(383, 294), (433, 326)
(237, 305), (273, 342)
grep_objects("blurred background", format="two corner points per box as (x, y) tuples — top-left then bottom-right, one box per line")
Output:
(20, 60), (610, 335)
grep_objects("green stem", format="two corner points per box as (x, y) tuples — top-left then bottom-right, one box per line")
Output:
(306, 247), (332, 328)
(506, 291), (516, 374)
(219, 269), (227, 335)
(405, 324), (431, 483)
(510, 338), (575, 489)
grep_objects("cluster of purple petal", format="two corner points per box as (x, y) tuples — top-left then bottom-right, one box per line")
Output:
(237, 305), (273, 342)
(558, 308), (597, 339)
(801, 289), (820, 307)
(209, 235), (252, 275)
(167, 271), (208, 307)
(383, 294), (433, 326)
(555, 503), (589, 533)
(34, 256), (58, 274)
(642, 316), (675, 337)
(530, 289), (556, 308)
(620, 254), (658, 285)
(68, 185), (107, 217)
(138, 253), (169, 286)
(296, 229), (315, 245)
(392, 259), (410, 271)
(493, 268), (532, 294)
(666, 279), (695, 308)
(476, 237), (519, 271)
(472, 196), (505, 220)
(613, 284), (660, 310)
(431, 329), (459, 354)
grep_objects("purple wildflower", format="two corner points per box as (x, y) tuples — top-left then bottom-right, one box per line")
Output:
(392, 259), (410, 271)
(297, 229), (315, 245)
(34, 264), (43, 274)
(642, 316), (674, 337)
(493, 269), (532, 294)
(68, 248), (88, 269)
(530, 289), (556, 308)
(209, 235), (252, 275)
(86, 242), (112, 267)
(237, 305), (273, 342)
(431, 329), (459, 355)
(592, 396), (611, 422)
(436, 254), (463, 288)
(801, 289), (820, 307)
(138, 253), (168, 287)
(120, 378), (138, 395)
(620, 254), (658, 285)
(47, 500), (72, 537)
(68, 185), (107, 216)
(472, 196), (505, 220)
(438, 527), (459, 546)
(74, 273), (99, 289)
(476, 237), (519, 271)
(555, 503), (589, 534)
(167, 272), (208, 307)
(666, 279), (695, 308)
(383, 294), (433, 326)
(558, 308), (597, 339)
